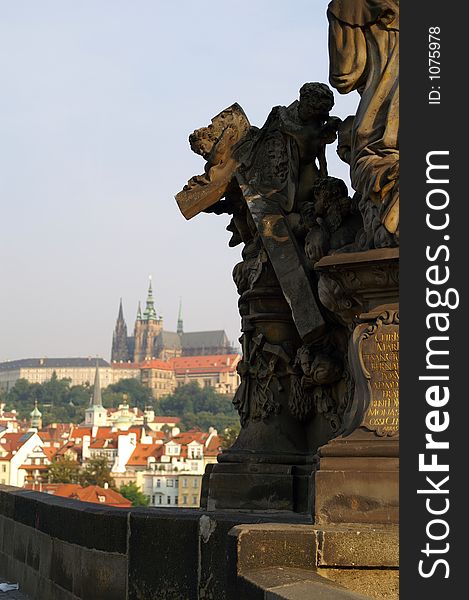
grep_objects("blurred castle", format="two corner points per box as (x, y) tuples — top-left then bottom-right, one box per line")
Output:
(111, 279), (236, 363)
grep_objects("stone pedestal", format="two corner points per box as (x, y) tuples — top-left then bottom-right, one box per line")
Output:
(200, 278), (321, 515)
(314, 249), (399, 525)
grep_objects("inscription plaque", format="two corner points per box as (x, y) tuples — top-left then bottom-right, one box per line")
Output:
(349, 307), (399, 437)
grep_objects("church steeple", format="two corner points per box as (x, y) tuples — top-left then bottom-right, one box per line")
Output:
(85, 361), (107, 427)
(177, 298), (184, 335)
(91, 361), (103, 407)
(30, 400), (42, 430)
(111, 298), (130, 362)
(143, 276), (157, 321)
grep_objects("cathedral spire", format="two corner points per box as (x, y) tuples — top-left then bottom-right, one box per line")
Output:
(177, 297), (184, 335)
(111, 298), (130, 362)
(143, 276), (157, 321)
(136, 301), (142, 321)
(117, 297), (124, 322)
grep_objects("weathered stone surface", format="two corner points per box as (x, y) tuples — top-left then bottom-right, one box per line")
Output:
(76, 547), (127, 600)
(315, 458), (399, 524)
(319, 569), (399, 600)
(240, 567), (372, 600)
(231, 524), (317, 573)
(13, 489), (128, 553)
(317, 524), (398, 567)
(231, 522), (398, 570)
(128, 508), (200, 600)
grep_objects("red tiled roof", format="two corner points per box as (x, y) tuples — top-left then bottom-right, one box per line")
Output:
(151, 416), (180, 424)
(32, 484), (132, 508)
(70, 426), (93, 439)
(127, 443), (164, 467)
(0, 432), (34, 452)
(75, 485), (132, 507)
(42, 446), (59, 461)
(170, 354), (241, 374)
(140, 359), (173, 371)
(89, 439), (118, 450)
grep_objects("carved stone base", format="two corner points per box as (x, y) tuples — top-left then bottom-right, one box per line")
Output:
(201, 461), (318, 515)
(313, 250), (399, 526)
(314, 428), (398, 525)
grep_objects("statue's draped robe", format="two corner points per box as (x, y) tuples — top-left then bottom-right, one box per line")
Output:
(328, 0), (399, 233)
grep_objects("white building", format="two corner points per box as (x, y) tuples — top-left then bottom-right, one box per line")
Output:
(0, 430), (44, 487)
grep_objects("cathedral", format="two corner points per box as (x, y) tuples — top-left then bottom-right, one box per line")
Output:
(111, 279), (236, 363)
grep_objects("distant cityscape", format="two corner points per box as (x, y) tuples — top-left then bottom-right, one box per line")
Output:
(0, 280), (241, 509)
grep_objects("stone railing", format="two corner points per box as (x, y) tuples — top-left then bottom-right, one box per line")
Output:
(0, 485), (396, 600)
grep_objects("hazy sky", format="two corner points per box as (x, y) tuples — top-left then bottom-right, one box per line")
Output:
(0, 0), (358, 362)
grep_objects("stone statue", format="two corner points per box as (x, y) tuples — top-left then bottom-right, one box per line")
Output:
(328, 0), (399, 246)
(176, 84), (361, 512)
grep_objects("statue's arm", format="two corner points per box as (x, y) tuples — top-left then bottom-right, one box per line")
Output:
(328, 16), (367, 94)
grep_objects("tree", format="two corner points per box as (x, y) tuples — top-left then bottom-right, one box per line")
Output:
(220, 425), (241, 450)
(48, 456), (81, 484)
(80, 456), (115, 488)
(102, 378), (153, 409)
(119, 482), (150, 507)
(3, 376), (88, 425)
(157, 383), (238, 430)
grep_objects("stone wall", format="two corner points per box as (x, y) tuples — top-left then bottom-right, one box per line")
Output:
(0, 485), (299, 600)
(0, 485), (396, 600)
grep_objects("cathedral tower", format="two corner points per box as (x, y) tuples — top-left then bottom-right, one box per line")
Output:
(133, 277), (164, 362)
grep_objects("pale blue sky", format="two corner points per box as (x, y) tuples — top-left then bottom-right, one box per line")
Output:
(0, 0), (358, 361)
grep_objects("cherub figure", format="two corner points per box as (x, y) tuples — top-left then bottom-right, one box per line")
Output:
(276, 82), (341, 207)
(303, 176), (361, 264)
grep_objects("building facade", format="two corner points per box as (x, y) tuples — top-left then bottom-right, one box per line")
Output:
(0, 358), (140, 393)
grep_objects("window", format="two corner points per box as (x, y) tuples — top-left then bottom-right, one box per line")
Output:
(152, 495), (155, 504)
(194, 478), (199, 489)
(175, 480), (179, 488)
(182, 495), (188, 505)
(98, 495), (106, 503)
(156, 479), (161, 488)
(1, 465), (6, 473)
(158, 495), (162, 505)
(182, 478), (188, 488)
(192, 496), (197, 505)
(191, 462), (198, 471)
(175, 497), (178, 505)
(166, 479), (173, 487)
(189, 446), (202, 459)
(167, 496), (171, 505)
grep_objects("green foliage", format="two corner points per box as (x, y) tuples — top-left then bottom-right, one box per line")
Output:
(2, 376), (152, 426)
(3, 377), (89, 425)
(48, 455), (81, 484)
(119, 482), (150, 507)
(157, 383), (239, 431)
(102, 378), (153, 410)
(220, 425), (241, 450)
(79, 456), (115, 488)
